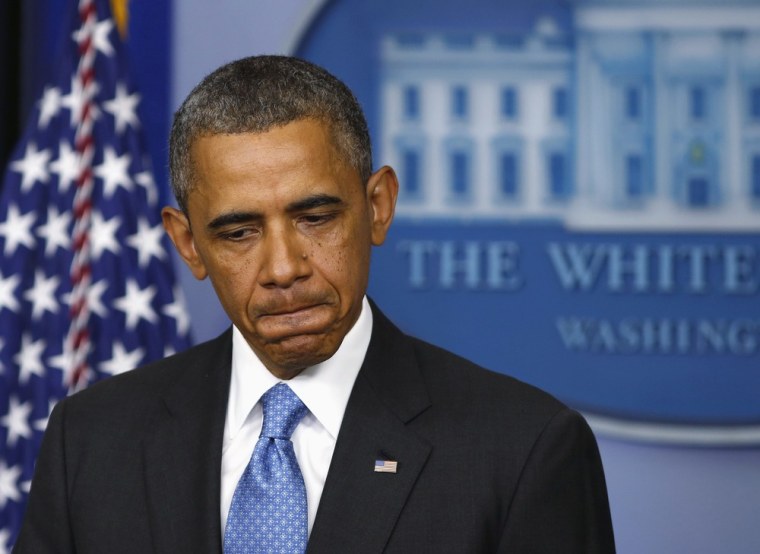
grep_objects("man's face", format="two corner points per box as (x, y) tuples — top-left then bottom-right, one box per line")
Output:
(163, 118), (397, 379)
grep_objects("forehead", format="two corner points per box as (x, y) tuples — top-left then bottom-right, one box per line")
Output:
(193, 119), (339, 174)
(186, 120), (361, 211)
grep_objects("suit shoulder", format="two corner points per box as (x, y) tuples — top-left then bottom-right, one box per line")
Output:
(60, 330), (231, 414)
(367, 303), (567, 425)
(408, 335), (567, 420)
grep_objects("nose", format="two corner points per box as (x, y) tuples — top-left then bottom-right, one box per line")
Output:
(257, 224), (311, 288)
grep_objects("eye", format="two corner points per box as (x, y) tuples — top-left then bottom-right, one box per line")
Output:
(299, 212), (337, 226)
(220, 227), (256, 241)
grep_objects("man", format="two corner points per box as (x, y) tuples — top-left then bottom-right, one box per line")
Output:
(16, 56), (615, 553)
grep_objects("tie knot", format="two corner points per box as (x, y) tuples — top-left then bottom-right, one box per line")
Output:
(260, 383), (308, 440)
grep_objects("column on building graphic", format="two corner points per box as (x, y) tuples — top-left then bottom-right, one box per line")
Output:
(743, 34), (760, 206)
(379, 23), (574, 219)
(669, 33), (725, 209)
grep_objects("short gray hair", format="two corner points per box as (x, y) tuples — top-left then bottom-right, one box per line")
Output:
(169, 55), (373, 212)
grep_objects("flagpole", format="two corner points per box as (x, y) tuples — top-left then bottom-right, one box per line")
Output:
(68, 0), (97, 390)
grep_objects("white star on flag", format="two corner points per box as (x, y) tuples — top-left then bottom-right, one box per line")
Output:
(73, 16), (115, 57)
(49, 140), (80, 193)
(0, 205), (36, 256)
(23, 270), (61, 320)
(135, 169), (158, 206)
(0, 398), (33, 448)
(163, 286), (191, 336)
(100, 341), (145, 376)
(94, 146), (132, 197)
(33, 401), (59, 433)
(47, 342), (73, 376)
(104, 83), (140, 134)
(90, 210), (122, 258)
(0, 273), (21, 313)
(35, 206), (72, 257)
(86, 279), (109, 318)
(38, 86), (63, 128)
(0, 463), (21, 509)
(0, 527), (11, 554)
(113, 280), (158, 329)
(9, 143), (51, 192)
(19, 481), (31, 496)
(13, 335), (46, 385)
(62, 278), (109, 319)
(127, 218), (166, 267)
(61, 74), (100, 127)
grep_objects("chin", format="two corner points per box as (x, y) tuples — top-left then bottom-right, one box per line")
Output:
(264, 334), (338, 376)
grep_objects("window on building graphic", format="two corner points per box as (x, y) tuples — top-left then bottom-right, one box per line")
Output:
(625, 87), (641, 120)
(552, 87), (568, 119)
(690, 86), (707, 121)
(450, 150), (470, 196)
(452, 86), (468, 119)
(548, 152), (570, 198)
(403, 86), (420, 120)
(501, 87), (518, 119)
(396, 34), (426, 48)
(752, 155), (760, 200)
(444, 34), (475, 49)
(688, 177), (709, 207)
(750, 87), (760, 121)
(626, 155), (644, 198)
(499, 152), (519, 197)
(494, 34), (524, 49)
(400, 148), (421, 197)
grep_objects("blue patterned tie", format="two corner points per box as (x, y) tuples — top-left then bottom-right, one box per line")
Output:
(224, 383), (309, 553)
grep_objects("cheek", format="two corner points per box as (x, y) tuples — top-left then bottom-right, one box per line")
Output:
(203, 250), (257, 304)
(312, 235), (370, 295)
(312, 223), (359, 266)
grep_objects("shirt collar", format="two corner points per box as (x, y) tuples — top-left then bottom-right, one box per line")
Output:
(227, 296), (373, 441)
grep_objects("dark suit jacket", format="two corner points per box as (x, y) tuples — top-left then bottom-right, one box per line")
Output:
(15, 304), (615, 553)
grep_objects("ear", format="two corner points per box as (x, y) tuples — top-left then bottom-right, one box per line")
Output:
(161, 206), (208, 280)
(365, 165), (398, 246)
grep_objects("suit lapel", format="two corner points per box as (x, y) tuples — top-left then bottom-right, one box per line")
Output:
(142, 330), (232, 554)
(308, 306), (432, 553)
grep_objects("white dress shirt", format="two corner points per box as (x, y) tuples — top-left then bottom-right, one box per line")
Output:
(220, 296), (373, 535)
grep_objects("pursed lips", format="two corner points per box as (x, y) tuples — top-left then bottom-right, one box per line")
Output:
(253, 303), (333, 343)
(256, 302), (327, 319)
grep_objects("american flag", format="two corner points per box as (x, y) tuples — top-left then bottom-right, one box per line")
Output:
(374, 459), (398, 473)
(0, 0), (191, 548)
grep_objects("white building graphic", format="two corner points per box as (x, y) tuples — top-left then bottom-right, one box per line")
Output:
(379, 0), (760, 230)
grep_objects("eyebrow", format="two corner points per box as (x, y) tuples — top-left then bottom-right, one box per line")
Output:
(207, 211), (262, 230)
(205, 194), (345, 231)
(286, 193), (344, 212)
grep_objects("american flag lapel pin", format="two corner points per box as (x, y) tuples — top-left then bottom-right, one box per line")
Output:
(374, 459), (398, 474)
